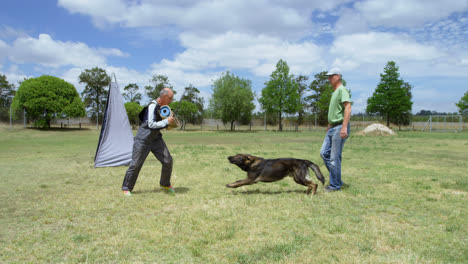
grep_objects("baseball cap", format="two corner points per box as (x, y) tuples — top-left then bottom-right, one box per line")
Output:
(325, 67), (342, 76)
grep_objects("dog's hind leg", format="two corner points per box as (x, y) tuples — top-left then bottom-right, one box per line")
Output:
(226, 178), (256, 188)
(305, 182), (318, 195)
(294, 166), (318, 195)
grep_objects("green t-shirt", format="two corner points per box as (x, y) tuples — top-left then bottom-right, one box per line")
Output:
(328, 84), (351, 124)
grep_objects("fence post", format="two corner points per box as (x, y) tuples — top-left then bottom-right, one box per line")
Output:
(264, 112), (266, 131)
(315, 113), (317, 128)
(23, 109), (26, 128)
(460, 115), (463, 132)
(430, 116), (432, 132)
(10, 106), (12, 130)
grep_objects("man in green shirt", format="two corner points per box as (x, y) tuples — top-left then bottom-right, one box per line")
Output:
(320, 68), (351, 192)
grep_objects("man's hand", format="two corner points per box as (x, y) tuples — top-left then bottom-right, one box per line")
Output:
(167, 116), (175, 125)
(340, 126), (348, 139)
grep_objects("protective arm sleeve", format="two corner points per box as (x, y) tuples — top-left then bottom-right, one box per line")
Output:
(147, 103), (169, 129)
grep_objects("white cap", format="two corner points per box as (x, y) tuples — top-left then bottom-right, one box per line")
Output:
(325, 67), (342, 76)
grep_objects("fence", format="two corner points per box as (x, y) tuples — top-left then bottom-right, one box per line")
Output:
(1, 106), (466, 132)
(0, 106), (95, 129)
(421, 115), (464, 132)
(182, 115), (467, 132)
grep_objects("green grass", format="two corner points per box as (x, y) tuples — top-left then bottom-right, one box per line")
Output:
(0, 125), (467, 263)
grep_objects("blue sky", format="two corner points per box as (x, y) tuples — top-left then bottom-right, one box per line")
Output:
(1, 0), (467, 114)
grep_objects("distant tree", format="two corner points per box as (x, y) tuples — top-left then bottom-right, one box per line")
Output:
(145, 74), (173, 103)
(123, 83), (142, 104)
(259, 59), (300, 131)
(0, 74), (16, 108)
(210, 71), (255, 131)
(124, 102), (143, 129)
(416, 110), (432, 116)
(0, 74), (16, 122)
(180, 84), (204, 124)
(252, 111), (279, 126)
(11, 75), (85, 128)
(169, 101), (198, 130)
(79, 67), (111, 125)
(295, 75), (309, 128)
(366, 61), (412, 128)
(456, 91), (468, 114)
(307, 71), (350, 126)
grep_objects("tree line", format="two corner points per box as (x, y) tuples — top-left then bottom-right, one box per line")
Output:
(1, 60), (467, 129)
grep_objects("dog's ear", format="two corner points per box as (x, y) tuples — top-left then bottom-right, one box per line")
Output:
(247, 155), (255, 160)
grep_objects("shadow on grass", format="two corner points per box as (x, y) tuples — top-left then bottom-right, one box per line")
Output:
(230, 183), (351, 195)
(230, 188), (307, 195)
(27, 127), (92, 132)
(132, 186), (191, 194)
(341, 183), (351, 190)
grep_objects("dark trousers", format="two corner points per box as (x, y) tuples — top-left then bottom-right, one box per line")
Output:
(122, 136), (173, 191)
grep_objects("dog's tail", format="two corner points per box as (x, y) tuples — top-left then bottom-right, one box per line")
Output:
(304, 160), (325, 185)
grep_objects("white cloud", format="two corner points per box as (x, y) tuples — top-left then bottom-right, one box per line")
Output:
(154, 32), (325, 80)
(356, 0), (468, 28)
(0, 25), (29, 40)
(5, 34), (127, 68)
(335, 1), (468, 39)
(334, 8), (369, 35)
(0, 40), (8, 61)
(0, 65), (30, 87)
(61, 66), (151, 96)
(330, 32), (444, 72)
(58, 0), (352, 39)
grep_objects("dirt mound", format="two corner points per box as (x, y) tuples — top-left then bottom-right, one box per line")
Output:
(356, 123), (397, 136)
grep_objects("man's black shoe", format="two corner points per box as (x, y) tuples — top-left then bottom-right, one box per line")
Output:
(324, 186), (340, 192)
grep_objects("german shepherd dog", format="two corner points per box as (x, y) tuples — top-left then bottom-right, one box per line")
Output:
(227, 154), (325, 195)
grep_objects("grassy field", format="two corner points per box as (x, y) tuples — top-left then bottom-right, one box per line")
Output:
(0, 125), (466, 263)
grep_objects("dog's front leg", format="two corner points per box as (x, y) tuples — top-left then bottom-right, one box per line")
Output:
(226, 178), (256, 188)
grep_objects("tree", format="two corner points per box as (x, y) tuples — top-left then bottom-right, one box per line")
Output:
(307, 71), (350, 126)
(0, 74), (15, 108)
(295, 75), (309, 128)
(259, 59), (300, 131)
(11, 75), (85, 128)
(180, 84), (204, 124)
(79, 67), (111, 125)
(307, 71), (332, 126)
(210, 71), (255, 131)
(124, 102), (143, 129)
(366, 61), (413, 128)
(145, 74), (173, 102)
(456, 91), (468, 114)
(169, 101), (198, 130)
(123, 83), (142, 104)
(0, 74), (16, 122)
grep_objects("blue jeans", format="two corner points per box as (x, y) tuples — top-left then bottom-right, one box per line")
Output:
(320, 124), (350, 190)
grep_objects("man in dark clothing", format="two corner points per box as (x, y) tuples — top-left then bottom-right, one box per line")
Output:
(122, 88), (176, 196)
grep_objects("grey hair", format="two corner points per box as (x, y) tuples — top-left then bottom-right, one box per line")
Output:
(159, 88), (170, 97)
